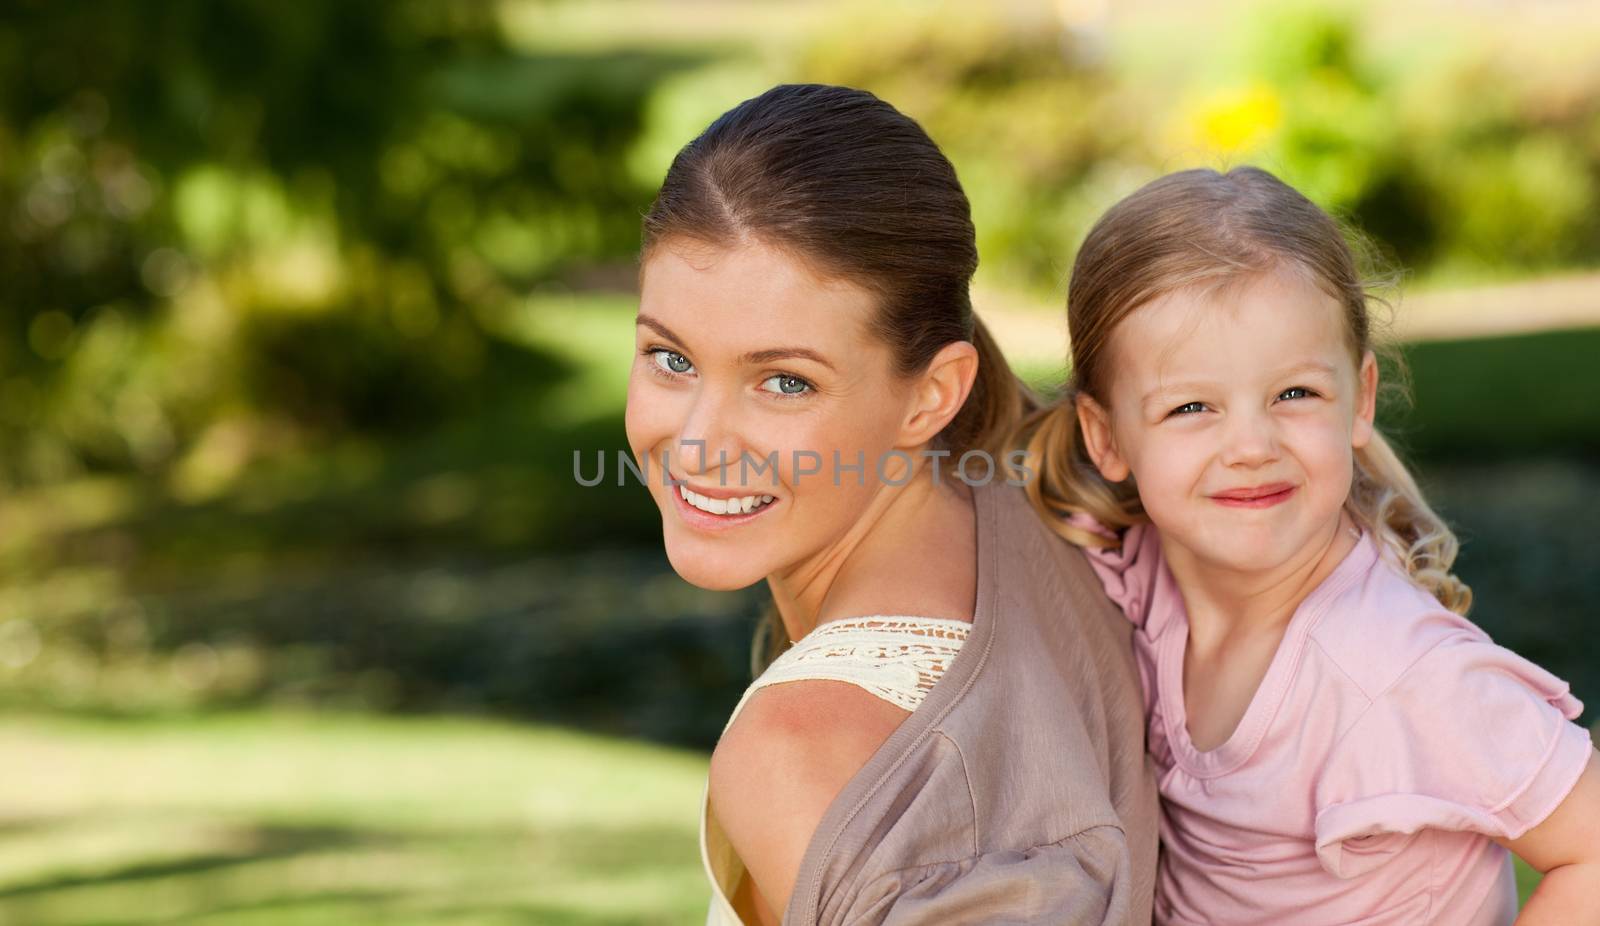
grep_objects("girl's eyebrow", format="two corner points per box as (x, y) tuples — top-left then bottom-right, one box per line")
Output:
(1273, 360), (1338, 379)
(1138, 361), (1339, 407)
(635, 314), (837, 372)
(1140, 381), (1213, 413)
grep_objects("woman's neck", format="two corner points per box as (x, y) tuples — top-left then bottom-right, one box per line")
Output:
(766, 456), (966, 644)
(1162, 509), (1360, 646)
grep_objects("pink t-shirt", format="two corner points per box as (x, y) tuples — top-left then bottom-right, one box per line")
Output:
(1079, 522), (1594, 926)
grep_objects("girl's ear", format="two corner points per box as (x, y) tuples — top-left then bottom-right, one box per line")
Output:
(1352, 350), (1378, 449)
(1075, 392), (1130, 482)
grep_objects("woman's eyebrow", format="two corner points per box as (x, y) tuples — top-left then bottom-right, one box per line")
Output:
(740, 347), (836, 372)
(636, 314), (837, 372)
(635, 314), (686, 346)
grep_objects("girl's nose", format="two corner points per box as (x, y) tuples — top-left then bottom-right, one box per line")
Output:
(1219, 410), (1279, 468)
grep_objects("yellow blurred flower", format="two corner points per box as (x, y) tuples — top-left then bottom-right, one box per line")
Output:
(1192, 84), (1283, 154)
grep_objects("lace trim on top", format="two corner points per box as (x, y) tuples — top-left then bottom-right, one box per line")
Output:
(726, 615), (973, 726)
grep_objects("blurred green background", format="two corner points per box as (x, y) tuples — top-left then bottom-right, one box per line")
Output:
(1, 0), (1596, 922)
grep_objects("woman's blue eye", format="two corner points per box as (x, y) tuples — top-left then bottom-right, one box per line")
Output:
(651, 349), (693, 375)
(761, 374), (811, 396)
(1170, 401), (1205, 416)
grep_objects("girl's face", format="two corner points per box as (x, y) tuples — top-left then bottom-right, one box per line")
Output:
(625, 238), (921, 591)
(1078, 266), (1378, 576)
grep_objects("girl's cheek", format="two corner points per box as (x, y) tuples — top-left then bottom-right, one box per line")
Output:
(1292, 414), (1354, 455)
(1127, 453), (1184, 502)
(1146, 427), (1209, 470)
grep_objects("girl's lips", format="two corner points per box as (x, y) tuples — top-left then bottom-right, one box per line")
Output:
(668, 480), (781, 532)
(1210, 484), (1297, 509)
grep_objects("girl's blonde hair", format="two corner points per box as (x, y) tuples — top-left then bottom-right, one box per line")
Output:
(1015, 166), (1471, 614)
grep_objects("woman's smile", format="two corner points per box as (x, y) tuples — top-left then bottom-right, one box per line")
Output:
(671, 480), (782, 532)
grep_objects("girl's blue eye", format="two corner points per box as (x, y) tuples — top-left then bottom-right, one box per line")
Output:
(1169, 401), (1205, 416)
(761, 373), (812, 397)
(651, 349), (693, 375)
(1278, 386), (1314, 401)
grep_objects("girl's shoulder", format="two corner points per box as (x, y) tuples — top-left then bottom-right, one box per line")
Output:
(1301, 532), (1489, 700)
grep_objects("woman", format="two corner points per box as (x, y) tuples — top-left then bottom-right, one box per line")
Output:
(625, 83), (1158, 925)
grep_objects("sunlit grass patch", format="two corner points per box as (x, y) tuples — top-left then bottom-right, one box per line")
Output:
(0, 711), (711, 925)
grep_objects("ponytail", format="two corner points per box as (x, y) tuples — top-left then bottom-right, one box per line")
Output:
(1012, 386), (1144, 550)
(1349, 430), (1472, 614)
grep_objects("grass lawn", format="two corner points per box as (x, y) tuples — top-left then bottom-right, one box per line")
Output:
(0, 711), (1548, 924)
(0, 711), (711, 925)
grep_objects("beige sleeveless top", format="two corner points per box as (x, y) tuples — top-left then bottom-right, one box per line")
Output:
(700, 615), (973, 926)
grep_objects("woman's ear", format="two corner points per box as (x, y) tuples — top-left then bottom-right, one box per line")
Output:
(898, 340), (978, 447)
(1075, 391), (1130, 482)
(1352, 350), (1378, 449)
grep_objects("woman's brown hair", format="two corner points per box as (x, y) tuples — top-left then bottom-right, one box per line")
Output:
(642, 83), (1038, 669)
(1015, 166), (1471, 614)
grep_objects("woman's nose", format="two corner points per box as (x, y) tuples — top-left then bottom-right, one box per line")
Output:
(675, 386), (744, 478)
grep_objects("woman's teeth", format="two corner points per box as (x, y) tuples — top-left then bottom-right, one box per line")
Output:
(679, 485), (776, 516)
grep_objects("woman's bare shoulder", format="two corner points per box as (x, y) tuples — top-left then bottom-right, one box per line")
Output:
(709, 679), (909, 921)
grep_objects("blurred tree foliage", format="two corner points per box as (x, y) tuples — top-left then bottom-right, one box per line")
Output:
(788, 2), (1600, 292)
(3, 1), (1598, 491)
(3, 1), (1599, 492)
(0, 0), (701, 487)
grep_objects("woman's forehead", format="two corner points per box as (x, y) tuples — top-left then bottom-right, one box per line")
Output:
(638, 239), (879, 355)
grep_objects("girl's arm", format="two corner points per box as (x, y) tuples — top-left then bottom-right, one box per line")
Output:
(1503, 748), (1600, 925)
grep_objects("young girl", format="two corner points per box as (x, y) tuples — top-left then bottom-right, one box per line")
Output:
(1019, 166), (1599, 925)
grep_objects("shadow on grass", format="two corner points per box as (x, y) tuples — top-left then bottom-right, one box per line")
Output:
(157, 890), (406, 925)
(0, 813), (706, 926)
(0, 823), (388, 900)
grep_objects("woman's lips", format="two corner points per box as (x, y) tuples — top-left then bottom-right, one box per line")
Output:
(669, 480), (781, 531)
(1209, 483), (1297, 509)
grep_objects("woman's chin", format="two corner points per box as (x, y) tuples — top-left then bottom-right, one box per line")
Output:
(664, 541), (768, 592)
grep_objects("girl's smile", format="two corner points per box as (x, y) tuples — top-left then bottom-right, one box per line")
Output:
(1208, 482), (1297, 509)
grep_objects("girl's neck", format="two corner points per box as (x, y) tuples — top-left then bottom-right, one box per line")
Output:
(1163, 509), (1361, 645)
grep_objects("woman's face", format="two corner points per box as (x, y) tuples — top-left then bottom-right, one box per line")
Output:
(626, 238), (916, 591)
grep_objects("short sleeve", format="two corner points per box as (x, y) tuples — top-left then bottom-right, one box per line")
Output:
(1312, 633), (1593, 878)
(830, 826), (1135, 925)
